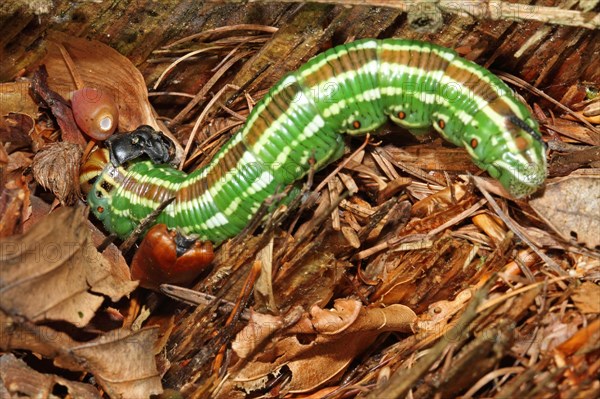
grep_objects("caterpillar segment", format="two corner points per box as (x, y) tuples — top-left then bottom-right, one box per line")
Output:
(81, 39), (547, 243)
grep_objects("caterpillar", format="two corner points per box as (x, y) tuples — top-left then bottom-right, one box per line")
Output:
(80, 38), (547, 244)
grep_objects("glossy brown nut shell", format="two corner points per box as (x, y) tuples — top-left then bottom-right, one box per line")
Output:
(71, 88), (118, 140)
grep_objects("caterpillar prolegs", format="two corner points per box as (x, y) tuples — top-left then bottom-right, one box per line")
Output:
(80, 39), (547, 244)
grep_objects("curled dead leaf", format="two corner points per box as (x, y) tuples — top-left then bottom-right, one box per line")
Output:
(0, 206), (137, 325)
(310, 298), (362, 334)
(69, 328), (163, 398)
(42, 34), (157, 133)
(32, 142), (82, 205)
(30, 66), (86, 145)
(227, 300), (416, 394)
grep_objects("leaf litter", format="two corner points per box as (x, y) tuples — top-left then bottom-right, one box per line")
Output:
(0, 18), (599, 399)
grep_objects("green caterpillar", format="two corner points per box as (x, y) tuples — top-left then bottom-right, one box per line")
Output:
(81, 38), (547, 244)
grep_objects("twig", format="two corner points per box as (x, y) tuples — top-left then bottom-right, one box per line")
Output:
(162, 24), (278, 49)
(476, 275), (572, 313)
(56, 43), (85, 90)
(356, 196), (524, 259)
(170, 51), (250, 127)
(214, 0), (600, 29)
(496, 71), (600, 138)
(180, 84), (241, 169)
(147, 91), (196, 98)
(119, 197), (176, 253)
(472, 176), (566, 276)
(153, 46), (221, 89)
(159, 284), (251, 319)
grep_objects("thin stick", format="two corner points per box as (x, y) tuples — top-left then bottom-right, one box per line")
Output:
(159, 284), (251, 319)
(314, 134), (371, 194)
(496, 71), (600, 138)
(179, 84), (241, 169)
(472, 176), (566, 276)
(214, 0), (600, 29)
(170, 51), (250, 126)
(119, 197), (176, 253)
(147, 91), (196, 98)
(56, 43), (85, 90)
(163, 24), (278, 49)
(153, 46), (221, 90)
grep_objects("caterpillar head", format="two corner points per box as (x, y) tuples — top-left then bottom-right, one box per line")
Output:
(467, 108), (547, 198)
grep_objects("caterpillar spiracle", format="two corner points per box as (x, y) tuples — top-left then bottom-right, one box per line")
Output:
(80, 39), (547, 244)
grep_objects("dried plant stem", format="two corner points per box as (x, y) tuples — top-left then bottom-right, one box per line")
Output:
(56, 43), (85, 90)
(473, 176), (566, 276)
(314, 133), (372, 194)
(476, 275), (572, 314)
(215, 0), (600, 29)
(180, 84), (241, 169)
(163, 24), (278, 49)
(171, 51), (250, 126)
(153, 46), (221, 90)
(496, 71), (600, 138)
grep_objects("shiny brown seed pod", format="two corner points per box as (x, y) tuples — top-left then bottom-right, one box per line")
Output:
(71, 88), (119, 140)
(131, 224), (214, 290)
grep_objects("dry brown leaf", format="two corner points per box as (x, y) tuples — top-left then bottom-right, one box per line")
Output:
(556, 318), (600, 356)
(41, 32), (183, 159)
(254, 240), (278, 312)
(530, 175), (600, 250)
(30, 66), (87, 146)
(0, 354), (101, 399)
(42, 33), (158, 133)
(69, 328), (163, 398)
(545, 118), (600, 146)
(0, 307), (162, 398)
(0, 308), (80, 370)
(309, 298), (362, 334)
(228, 300), (416, 394)
(32, 142), (82, 205)
(0, 112), (35, 150)
(7, 150), (33, 171)
(0, 206), (137, 325)
(571, 282), (600, 314)
(230, 311), (286, 360)
(0, 81), (38, 117)
(0, 82), (38, 149)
